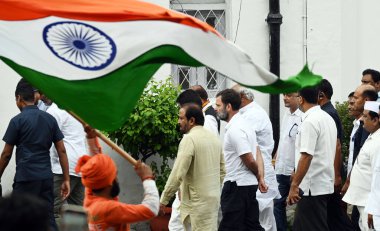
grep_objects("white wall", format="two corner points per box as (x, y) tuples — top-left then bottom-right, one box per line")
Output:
(2, 0), (380, 197)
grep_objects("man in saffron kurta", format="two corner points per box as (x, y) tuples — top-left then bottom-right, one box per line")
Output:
(160, 104), (225, 231)
(76, 139), (159, 231)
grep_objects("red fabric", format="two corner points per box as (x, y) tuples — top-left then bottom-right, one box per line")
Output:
(76, 154), (117, 189)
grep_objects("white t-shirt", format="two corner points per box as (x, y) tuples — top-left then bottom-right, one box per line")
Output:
(47, 103), (87, 176)
(295, 106), (337, 196)
(276, 109), (303, 176)
(223, 113), (258, 186)
(343, 128), (380, 206)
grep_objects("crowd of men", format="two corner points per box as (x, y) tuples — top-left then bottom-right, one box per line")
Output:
(0, 68), (380, 231)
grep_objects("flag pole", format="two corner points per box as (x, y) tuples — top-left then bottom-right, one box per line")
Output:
(68, 111), (138, 166)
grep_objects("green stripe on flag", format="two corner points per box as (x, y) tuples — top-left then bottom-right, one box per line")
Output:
(1, 45), (204, 131)
(1, 43), (322, 131)
(249, 64), (323, 94)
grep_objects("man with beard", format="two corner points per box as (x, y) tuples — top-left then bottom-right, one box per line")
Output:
(160, 104), (225, 231)
(215, 89), (267, 231)
(76, 150), (159, 230)
(343, 101), (380, 231)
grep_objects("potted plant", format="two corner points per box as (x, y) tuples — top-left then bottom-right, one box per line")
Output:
(108, 77), (181, 230)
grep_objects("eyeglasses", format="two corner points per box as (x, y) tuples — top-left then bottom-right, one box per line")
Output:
(289, 123), (299, 137)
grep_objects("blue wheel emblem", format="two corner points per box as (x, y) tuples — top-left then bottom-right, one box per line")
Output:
(43, 21), (117, 70)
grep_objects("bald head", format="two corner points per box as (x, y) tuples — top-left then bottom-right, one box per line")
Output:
(352, 84), (377, 113)
(190, 85), (208, 102)
(231, 84), (254, 108)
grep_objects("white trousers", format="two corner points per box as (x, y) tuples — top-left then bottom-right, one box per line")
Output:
(374, 215), (380, 231)
(358, 206), (375, 231)
(169, 194), (185, 231)
(259, 200), (277, 231)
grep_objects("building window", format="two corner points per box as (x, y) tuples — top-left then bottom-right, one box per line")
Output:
(171, 2), (227, 98)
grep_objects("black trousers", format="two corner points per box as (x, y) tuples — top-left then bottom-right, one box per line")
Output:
(219, 181), (264, 231)
(293, 194), (330, 231)
(327, 192), (355, 231)
(13, 179), (58, 231)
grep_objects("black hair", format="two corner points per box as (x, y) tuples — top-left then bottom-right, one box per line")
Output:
(15, 79), (35, 103)
(368, 111), (379, 120)
(176, 89), (202, 108)
(348, 92), (354, 98)
(363, 89), (378, 101)
(192, 85), (208, 101)
(318, 79), (333, 99)
(362, 69), (380, 83)
(182, 103), (204, 126)
(0, 193), (49, 231)
(299, 86), (319, 104)
(216, 89), (241, 110)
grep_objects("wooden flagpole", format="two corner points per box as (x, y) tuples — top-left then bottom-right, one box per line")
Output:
(68, 111), (138, 166)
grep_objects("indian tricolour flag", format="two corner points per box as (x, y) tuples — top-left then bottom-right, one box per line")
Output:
(0, 0), (321, 131)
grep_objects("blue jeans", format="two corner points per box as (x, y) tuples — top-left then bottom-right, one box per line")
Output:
(274, 174), (291, 231)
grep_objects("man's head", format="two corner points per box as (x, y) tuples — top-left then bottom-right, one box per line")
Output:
(0, 193), (49, 231)
(76, 154), (118, 197)
(190, 85), (208, 104)
(215, 89), (241, 122)
(317, 79), (333, 105)
(231, 84), (254, 108)
(283, 92), (299, 111)
(176, 89), (202, 108)
(348, 91), (361, 119)
(362, 101), (380, 133)
(352, 84), (377, 113)
(298, 86), (319, 112)
(15, 79), (35, 110)
(361, 69), (380, 92)
(178, 103), (204, 134)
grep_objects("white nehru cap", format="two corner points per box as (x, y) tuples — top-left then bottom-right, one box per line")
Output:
(364, 101), (380, 114)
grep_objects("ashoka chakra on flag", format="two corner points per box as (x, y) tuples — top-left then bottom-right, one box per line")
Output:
(43, 21), (117, 70)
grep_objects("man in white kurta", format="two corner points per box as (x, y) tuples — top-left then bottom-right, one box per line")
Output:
(233, 85), (279, 231)
(343, 101), (380, 231)
(160, 104), (225, 231)
(365, 151), (380, 230)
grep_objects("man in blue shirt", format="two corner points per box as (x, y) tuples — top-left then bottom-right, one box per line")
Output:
(0, 79), (70, 231)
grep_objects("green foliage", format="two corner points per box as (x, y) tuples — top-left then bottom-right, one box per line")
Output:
(108, 77), (181, 193)
(335, 100), (354, 179)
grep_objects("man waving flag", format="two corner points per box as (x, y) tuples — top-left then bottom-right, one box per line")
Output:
(0, 0), (321, 131)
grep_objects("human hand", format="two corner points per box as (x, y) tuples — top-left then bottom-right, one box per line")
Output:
(159, 203), (166, 216)
(61, 180), (70, 200)
(258, 178), (268, 193)
(368, 214), (374, 229)
(84, 125), (97, 139)
(134, 161), (154, 181)
(340, 181), (349, 196)
(287, 184), (301, 205)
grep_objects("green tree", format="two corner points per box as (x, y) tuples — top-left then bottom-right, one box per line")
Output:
(108, 77), (181, 193)
(335, 100), (354, 180)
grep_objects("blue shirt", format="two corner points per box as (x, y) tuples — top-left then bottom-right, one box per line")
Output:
(3, 105), (64, 182)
